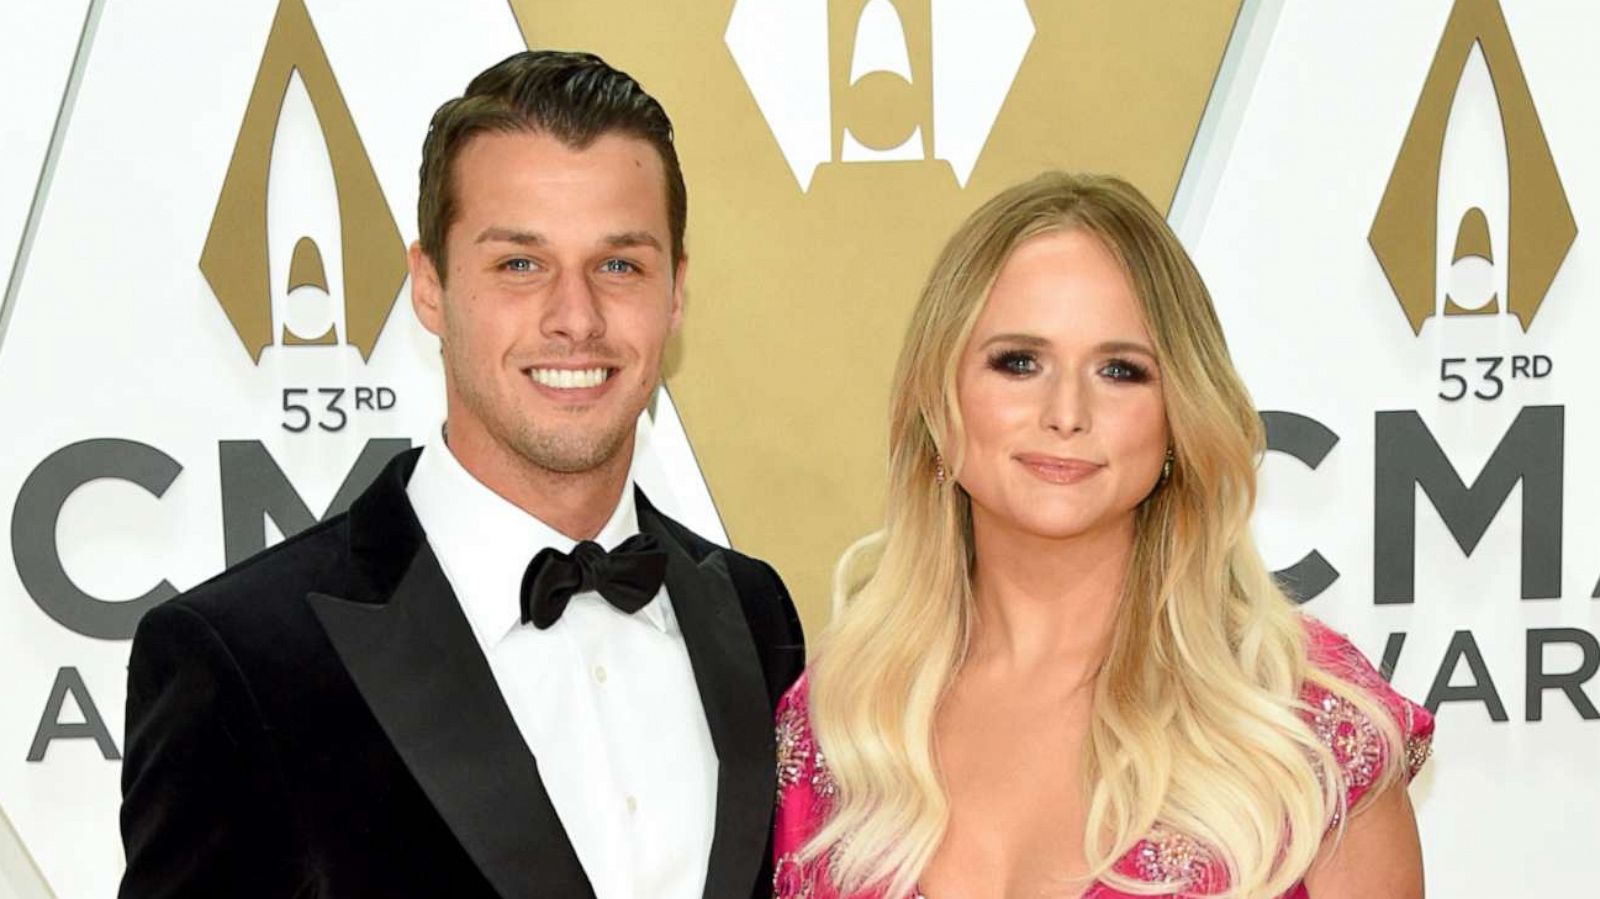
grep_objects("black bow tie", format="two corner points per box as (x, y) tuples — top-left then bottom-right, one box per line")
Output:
(520, 534), (668, 630)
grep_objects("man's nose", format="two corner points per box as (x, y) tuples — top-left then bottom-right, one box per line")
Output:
(540, 268), (606, 343)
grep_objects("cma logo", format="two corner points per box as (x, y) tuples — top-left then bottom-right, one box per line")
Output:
(1370, 0), (1577, 335)
(726, 0), (1034, 191)
(201, 0), (406, 362)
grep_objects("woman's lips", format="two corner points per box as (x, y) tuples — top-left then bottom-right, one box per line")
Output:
(1015, 453), (1105, 484)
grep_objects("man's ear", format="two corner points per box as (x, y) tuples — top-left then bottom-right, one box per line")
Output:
(668, 255), (688, 336)
(409, 242), (445, 337)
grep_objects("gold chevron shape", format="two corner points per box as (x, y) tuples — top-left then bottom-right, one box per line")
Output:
(1370, 0), (1576, 335)
(200, 0), (405, 362)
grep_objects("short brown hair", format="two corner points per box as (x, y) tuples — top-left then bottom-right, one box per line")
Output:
(417, 50), (686, 280)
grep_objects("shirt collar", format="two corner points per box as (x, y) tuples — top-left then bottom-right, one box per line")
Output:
(406, 426), (671, 647)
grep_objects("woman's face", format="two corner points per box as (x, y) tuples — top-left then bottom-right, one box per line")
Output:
(954, 228), (1169, 545)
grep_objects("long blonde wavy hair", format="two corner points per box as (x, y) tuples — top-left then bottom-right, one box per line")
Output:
(804, 172), (1405, 898)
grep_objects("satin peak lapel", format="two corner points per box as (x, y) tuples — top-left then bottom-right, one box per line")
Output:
(643, 507), (775, 899)
(307, 542), (595, 899)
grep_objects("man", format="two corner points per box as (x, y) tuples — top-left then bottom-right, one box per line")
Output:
(119, 51), (804, 899)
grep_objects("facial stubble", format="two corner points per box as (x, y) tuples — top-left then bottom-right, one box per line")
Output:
(442, 321), (647, 478)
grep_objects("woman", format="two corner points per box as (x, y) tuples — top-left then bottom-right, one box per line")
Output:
(773, 173), (1432, 899)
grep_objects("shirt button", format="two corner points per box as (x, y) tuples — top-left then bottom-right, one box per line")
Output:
(626, 795), (638, 814)
(593, 665), (607, 684)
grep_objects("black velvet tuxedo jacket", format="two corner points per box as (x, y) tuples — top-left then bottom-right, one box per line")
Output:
(118, 449), (805, 899)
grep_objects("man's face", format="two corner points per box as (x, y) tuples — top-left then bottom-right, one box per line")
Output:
(410, 129), (684, 477)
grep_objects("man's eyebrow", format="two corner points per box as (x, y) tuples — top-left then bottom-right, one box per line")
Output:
(471, 228), (663, 252)
(475, 227), (545, 245)
(603, 231), (663, 251)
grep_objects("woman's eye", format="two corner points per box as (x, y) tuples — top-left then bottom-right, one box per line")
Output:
(1101, 358), (1150, 383)
(987, 350), (1039, 376)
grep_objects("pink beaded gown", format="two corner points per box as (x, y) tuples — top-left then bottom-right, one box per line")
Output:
(772, 618), (1433, 899)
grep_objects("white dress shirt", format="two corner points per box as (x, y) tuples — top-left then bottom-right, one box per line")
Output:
(406, 430), (717, 899)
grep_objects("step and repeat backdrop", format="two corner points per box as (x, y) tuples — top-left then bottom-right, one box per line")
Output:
(0, 0), (1593, 896)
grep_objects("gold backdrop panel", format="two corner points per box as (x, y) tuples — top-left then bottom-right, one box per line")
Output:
(509, 0), (1241, 635)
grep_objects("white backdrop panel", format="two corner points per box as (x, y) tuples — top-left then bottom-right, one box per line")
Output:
(1192, 2), (1599, 894)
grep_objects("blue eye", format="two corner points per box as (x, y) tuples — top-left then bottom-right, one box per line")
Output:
(503, 258), (534, 273)
(987, 350), (1039, 376)
(1102, 358), (1151, 383)
(600, 258), (638, 275)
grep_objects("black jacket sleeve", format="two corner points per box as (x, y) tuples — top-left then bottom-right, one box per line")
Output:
(118, 602), (304, 899)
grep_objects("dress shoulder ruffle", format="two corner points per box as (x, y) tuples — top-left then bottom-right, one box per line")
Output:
(1299, 616), (1435, 814)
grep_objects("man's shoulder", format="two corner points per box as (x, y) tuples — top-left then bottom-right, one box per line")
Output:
(650, 507), (786, 594)
(648, 507), (720, 561)
(152, 512), (360, 641)
(635, 493), (741, 561)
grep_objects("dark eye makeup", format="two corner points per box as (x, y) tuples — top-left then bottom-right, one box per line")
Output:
(986, 349), (1039, 376)
(984, 348), (1155, 383)
(1101, 357), (1152, 383)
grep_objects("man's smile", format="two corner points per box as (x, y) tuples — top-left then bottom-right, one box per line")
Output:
(527, 366), (615, 389)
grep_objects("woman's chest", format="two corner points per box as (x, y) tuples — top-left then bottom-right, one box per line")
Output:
(923, 693), (1095, 897)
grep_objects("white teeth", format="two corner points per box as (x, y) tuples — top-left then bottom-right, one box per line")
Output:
(530, 367), (610, 389)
